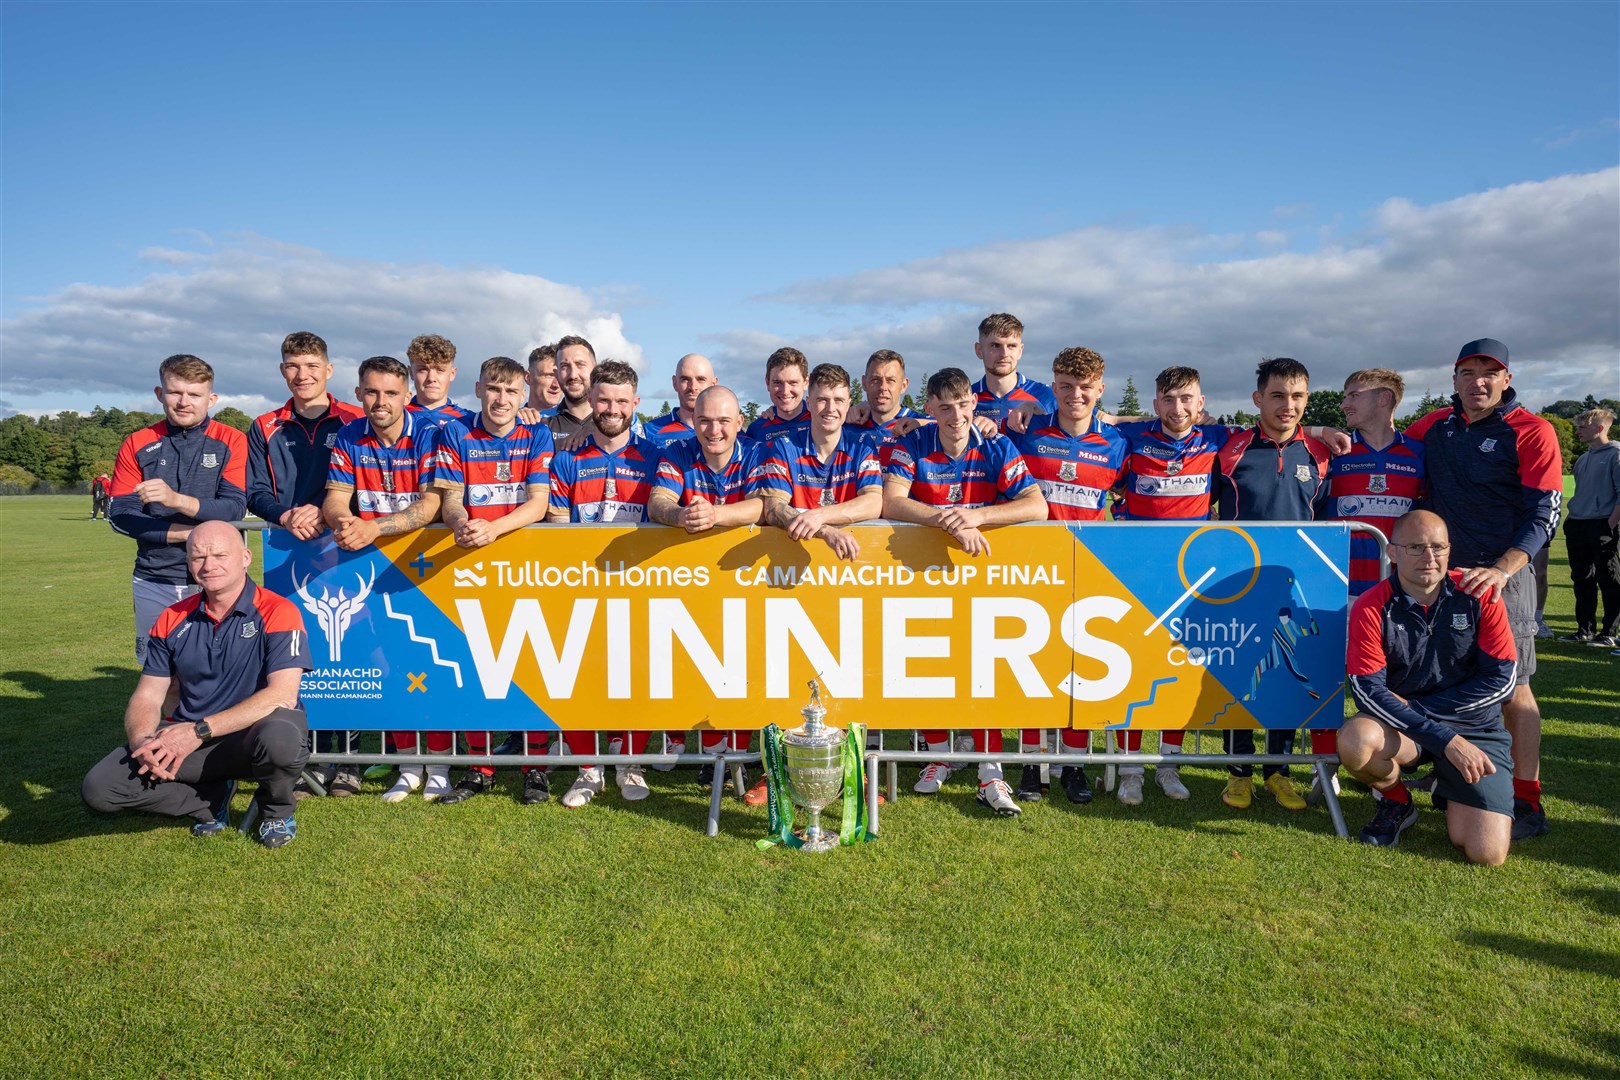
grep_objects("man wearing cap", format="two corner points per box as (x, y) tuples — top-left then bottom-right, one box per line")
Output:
(1403, 339), (1561, 840)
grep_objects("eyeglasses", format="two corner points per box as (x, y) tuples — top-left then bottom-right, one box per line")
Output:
(1392, 542), (1449, 558)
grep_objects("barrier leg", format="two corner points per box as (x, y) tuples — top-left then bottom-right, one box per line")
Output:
(887, 760), (898, 803)
(1104, 730), (1117, 793)
(1317, 760), (1349, 839)
(707, 755), (725, 838)
(238, 790), (262, 836)
(866, 757), (880, 838)
(300, 766), (329, 797)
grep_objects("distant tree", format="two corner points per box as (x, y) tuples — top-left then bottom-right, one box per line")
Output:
(1116, 377), (1145, 416)
(1542, 399), (1585, 420)
(0, 421), (49, 477)
(1540, 413), (1578, 472)
(213, 407), (253, 432)
(901, 371), (930, 413)
(1303, 389), (1345, 429)
(741, 400), (762, 424)
(849, 380), (864, 406)
(1582, 393), (1601, 410)
(1231, 409), (1259, 427)
(0, 464), (39, 495)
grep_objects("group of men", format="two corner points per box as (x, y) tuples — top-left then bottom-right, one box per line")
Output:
(82, 315), (1567, 863)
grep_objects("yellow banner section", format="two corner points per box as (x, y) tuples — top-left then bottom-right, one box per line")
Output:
(373, 522), (1316, 730)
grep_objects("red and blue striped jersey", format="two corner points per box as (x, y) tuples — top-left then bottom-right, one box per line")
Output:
(408, 398), (471, 428)
(886, 425), (1036, 509)
(644, 410), (697, 447)
(1328, 430), (1426, 594)
(1115, 421), (1237, 520)
(850, 406), (926, 467)
(431, 414), (555, 522)
(1009, 414), (1128, 521)
(328, 412), (437, 519)
(754, 428), (883, 510)
(973, 373), (1057, 421)
(745, 407), (812, 444)
(549, 436), (662, 523)
(653, 437), (766, 506)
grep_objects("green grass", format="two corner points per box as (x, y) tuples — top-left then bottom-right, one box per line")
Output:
(2, 494), (1618, 1078)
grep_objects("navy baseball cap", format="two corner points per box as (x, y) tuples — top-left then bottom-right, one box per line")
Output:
(1455, 338), (1509, 370)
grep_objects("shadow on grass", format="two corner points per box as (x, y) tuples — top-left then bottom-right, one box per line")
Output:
(0, 665), (182, 845)
(1518, 1030), (1620, 1080)
(1461, 929), (1620, 981)
(1568, 885), (1620, 918)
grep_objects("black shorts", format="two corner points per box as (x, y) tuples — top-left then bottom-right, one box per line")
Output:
(1415, 726), (1514, 816)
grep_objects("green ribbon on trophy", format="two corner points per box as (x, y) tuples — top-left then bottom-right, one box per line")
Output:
(757, 723), (804, 851)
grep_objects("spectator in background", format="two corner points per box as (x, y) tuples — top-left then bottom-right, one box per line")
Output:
(526, 343), (562, 414)
(109, 355), (248, 663)
(91, 472), (112, 519)
(1563, 407), (1620, 648)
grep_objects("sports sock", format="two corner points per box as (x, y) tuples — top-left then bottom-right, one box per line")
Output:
(1512, 777), (1542, 810)
(1379, 781), (1410, 805)
(1310, 729), (1338, 755)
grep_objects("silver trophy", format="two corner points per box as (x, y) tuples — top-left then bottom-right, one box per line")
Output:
(782, 679), (844, 852)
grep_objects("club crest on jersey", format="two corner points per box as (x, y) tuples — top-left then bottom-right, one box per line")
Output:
(1059, 461), (1078, 482)
(1369, 475), (1387, 494)
(495, 461), (512, 482)
(325, 433), (338, 449)
(1294, 464), (1312, 482)
(1480, 438), (1498, 453)
(820, 488), (836, 507)
(946, 483), (964, 504)
(381, 470), (395, 492)
(603, 477), (619, 501)
(1165, 460), (1183, 475)
(241, 622), (258, 639)
(1451, 613), (1470, 631)
(202, 454), (219, 469)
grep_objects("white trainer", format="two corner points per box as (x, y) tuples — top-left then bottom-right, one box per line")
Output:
(976, 778), (1022, 817)
(653, 737), (684, 772)
(616, 765), (650, 802)
(563, 767), (605, 808)
(382, 765), (423, 804)
(423, 765), (452, 802)
(913, 762), (954, 794)
(1117, 769), (1145, 806)
(1156, 765), (1190, 800)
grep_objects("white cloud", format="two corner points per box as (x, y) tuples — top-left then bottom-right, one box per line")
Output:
(0, 236), (644, 415)
(710, 168), (1619, 413)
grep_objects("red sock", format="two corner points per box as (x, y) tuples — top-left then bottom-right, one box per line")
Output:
(1379, 781), (1410, 804)
(1310, 730), (1337, 754)
(1513, 778), (1542, 810)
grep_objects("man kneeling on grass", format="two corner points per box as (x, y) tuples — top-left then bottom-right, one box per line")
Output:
(82, 521), (313, 848)
(1340, 510), (1516, 864)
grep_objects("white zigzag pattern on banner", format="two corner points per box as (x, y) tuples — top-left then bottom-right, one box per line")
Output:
(383, 592), (464, 687)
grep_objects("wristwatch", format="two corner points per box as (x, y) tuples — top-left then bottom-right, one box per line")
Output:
(193, 719), (213, 742)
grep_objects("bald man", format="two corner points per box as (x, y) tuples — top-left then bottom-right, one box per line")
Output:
(649, 384), (770, 800)
(645, 353), (717, 446)
(82, 521), (314, 848)
(1339, 510), (1516, 864)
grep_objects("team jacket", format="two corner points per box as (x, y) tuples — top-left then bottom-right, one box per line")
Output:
(753, 427), (883, 510)
(327, 412), (436, 520)
(1009, 413), (1128, 522)
(144, 578), (312, 724)
(1213, 426), (1332, 522)
(972, 373), (1057, 421)
(1404, 389), (1562, 568)
(653, 437), (766, 506)
(1114, 421), (1234, 520)
(1346, 569), (1516, 756)
(430, 414), (555, 522)
(549, 436), (662, 523)
(247, 395), (365, 526)
(110, 419), (249, 585)
(745, 408), (813, 444)
(886, 424), (1036, 509)
(1327, 430), (1426, 593)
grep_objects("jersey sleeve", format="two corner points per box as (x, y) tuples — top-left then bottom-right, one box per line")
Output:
(246, 417), (291, 524)
(108, 430), (174, 542)
(652, 447), (688, 500)
(140, 608), (185, 679)
(430, 425), (467, 490)
(853, 435), (883, 493)
(1402, 407), (1449, 442)
(261, 596), (314, 675)
(884, 434), (919, 486)
(527, 426), (555, 485)
(994, 439), (1036, 499)
(326, 431), (358, 490)
(1507, 412), (1564, 558)
(750, 439), (793, 499)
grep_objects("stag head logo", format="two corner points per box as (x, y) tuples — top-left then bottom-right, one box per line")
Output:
(294, 564), (376, 663)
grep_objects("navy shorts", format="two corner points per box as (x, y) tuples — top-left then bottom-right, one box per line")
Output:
(1416, 726), (1514, 816)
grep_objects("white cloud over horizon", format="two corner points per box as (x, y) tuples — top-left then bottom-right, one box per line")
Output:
(703, 168), (1620, 414)
(0, 237), (644, 417)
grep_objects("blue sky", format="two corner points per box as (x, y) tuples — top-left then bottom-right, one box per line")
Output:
(3, 2), (1616, 417)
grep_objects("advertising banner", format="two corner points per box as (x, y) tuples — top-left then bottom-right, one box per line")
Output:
(262, 521), (1349, 733)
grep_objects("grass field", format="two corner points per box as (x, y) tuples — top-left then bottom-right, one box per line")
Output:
(2, 494), (1617, 1078)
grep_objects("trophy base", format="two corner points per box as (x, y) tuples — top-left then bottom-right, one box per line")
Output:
(795, 827), (839, 853)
